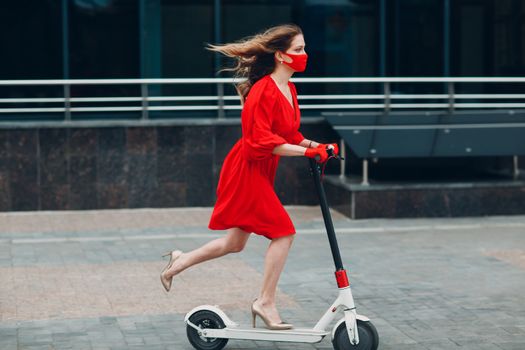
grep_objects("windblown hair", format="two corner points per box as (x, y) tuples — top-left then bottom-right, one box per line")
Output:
(206, 24), (303, 103)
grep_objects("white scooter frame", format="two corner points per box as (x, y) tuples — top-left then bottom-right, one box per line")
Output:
(184, 154), (379, 350)
(185, 286), (368, 344)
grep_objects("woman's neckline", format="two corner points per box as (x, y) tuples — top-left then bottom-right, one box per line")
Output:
(268, 75), (295, 112)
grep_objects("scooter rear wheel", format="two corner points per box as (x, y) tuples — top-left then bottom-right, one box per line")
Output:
(332, 319), (379, 350)
(186, 310), (229, 350)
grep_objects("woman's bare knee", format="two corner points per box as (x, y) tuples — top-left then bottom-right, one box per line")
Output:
(229, 242), (246, 253)
(225, 228), (250, 253)
(273, 234), (294, 244)
(229, 236), (248, 253)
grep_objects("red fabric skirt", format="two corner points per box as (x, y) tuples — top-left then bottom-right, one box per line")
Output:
(208, 140), (295, 239)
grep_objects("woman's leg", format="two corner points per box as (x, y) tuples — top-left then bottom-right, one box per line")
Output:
(165, 227), (250, 279)
(255, 234), (294, 323)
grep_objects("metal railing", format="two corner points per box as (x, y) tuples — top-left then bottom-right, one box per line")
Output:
(1, 77), (524, 120)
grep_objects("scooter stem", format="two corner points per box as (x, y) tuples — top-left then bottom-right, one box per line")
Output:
(308, 158), (345, 272)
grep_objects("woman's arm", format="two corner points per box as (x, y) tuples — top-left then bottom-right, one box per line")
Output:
(272, 143), (308, 156)
(300, 138), (337, 151)
(273, 143), (331, 163)
(298, 138), (320, 149)
(272, 139), (336, 157)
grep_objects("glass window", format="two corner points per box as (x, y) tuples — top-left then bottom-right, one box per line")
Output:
(301, 0), (378, 79)
(161, 0), (214, 79)
(158, 0), (215, 117)
(68, 0), (140, 118)
(492, 0), (524, 76)
(220, 0), (295, 112)
(386, 0), (443, 97)
(0, 1), (63, 113)
(222, 0), (293, 43)
(450, 0), (525, 97)
(300, 0), (379, 100)
(221, 0), (380, 107)
(450, 0), (489, 97)
(69, 0), (139, 79)
(451, 0), (487, 77)
(0, 2), (62, 79)
(387, 0), (443, 78)
(221, 1), (379, 82)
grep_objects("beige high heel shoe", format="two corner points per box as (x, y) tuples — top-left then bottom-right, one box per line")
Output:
(251, 299), (293, 330)
(160, 250), (182, 292)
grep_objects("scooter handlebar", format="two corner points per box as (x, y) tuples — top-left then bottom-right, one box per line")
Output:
(312, 146), (345, 162)
(327, 148), (344, 161)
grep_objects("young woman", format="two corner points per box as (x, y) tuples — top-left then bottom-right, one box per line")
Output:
(160, 24), (338, 330)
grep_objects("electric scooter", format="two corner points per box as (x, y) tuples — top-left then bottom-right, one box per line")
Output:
(184, 150), (379, 350)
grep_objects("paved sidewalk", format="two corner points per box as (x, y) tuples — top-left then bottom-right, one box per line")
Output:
(1, 207), (525, 350)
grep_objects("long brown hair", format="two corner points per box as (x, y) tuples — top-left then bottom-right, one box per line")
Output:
(206, 24), (303, 102)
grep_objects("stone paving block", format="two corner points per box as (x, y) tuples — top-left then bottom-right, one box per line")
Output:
(501, 326), (525, 335)
(52, 341), (75, 350)
(418, 338), (463, 349)
(0, 343), (17, 350)
(70, 342), (93, 350)
(457, 343), (504, 350)
(19, 345), (54, 350)
(499, 343), (525, 350)
(123, 336), (145, 346)
(378, 344), (421, 350)
(276, 342), (319, 349)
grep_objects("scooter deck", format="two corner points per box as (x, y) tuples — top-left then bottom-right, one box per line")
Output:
(201, 325), (330, 343)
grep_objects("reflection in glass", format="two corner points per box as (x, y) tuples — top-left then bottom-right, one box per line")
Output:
(0, 1), (63, 117)
(69, 0), (139, 117)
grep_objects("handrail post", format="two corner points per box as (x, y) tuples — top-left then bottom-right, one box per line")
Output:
(141, 83), (149, 120)
(64, 84), (71, 121)
(339, 138), (346, 179)
(217, 82), (225, 119)
(448, 81), (455, 113)
(361, 159), (370, 186)
(214, 0), (224, 119)
(513, 155), (520, 180)
(384, 81), (391, 113)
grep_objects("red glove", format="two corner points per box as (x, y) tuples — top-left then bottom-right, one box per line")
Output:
(317, 143), (339, 156)
(305, 147), (329, 163)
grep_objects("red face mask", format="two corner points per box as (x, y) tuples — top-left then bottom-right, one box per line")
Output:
(282, 52), (308, 72)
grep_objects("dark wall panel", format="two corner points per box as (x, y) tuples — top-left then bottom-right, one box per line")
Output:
(0, 121), (339, 211)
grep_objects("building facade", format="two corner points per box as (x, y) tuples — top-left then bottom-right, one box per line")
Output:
(1, 1), (524, 85)
(1, 1), (524, 213)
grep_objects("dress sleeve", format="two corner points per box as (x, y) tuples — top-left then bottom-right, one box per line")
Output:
(287, 130), (305, 145)
(243, 87), (287, 161)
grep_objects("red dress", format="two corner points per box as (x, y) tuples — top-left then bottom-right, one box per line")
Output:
(208, 75), (305, 239)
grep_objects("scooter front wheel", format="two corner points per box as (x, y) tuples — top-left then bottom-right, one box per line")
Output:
(186, 310), (229, 350)
(332, 319), (379, 350)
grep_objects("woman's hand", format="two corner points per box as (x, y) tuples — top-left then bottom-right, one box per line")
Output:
(301, 139), (339, 155)
(272, 141), (338, 160)
(304, 147), (329, 163)
(317, 143), (339, 156)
